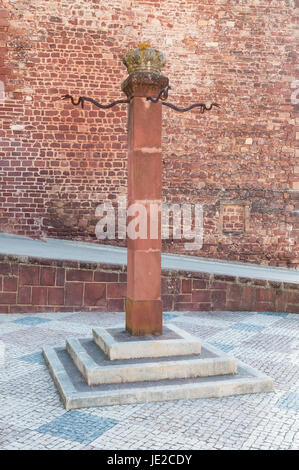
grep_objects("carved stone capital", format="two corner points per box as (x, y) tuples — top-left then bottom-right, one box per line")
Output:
(121, 73), (169, 99)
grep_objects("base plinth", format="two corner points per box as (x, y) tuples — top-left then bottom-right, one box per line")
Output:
(125, 298), (162, 336)
(93, 324), (201, 360)
(43, 322), (274, 410)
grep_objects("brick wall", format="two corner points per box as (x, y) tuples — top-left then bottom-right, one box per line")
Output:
(0, 0), (298, 267)
(0, 255), (298, 314)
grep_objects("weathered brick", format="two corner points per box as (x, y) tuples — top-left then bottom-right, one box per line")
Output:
(254, 302), (273, 313)
(0, 292), (16, 304)
(256, 288), (275, 303)
(19, 265), (39, 286)
(84, 283), (106, 306)
(192, 290), (211, 303)
(107, 282), (127, 299)
(192, 280), (207, 290)
(161, 277), (180, 295)
(227, 284), (242, 300)
(66, 269), (93, 282)
(32, 287), (47, 305)
(211, 290), (227, 310)
(0, 306), (9, 313)
(119, 272), (127, 282)
(226, 300), (242, 311)
(48, 287), (64, 305)
(181, 279), (192, 293)
(161, 294), (173, 311)
(286, 303), (299, 314)
(94, 271), (118, 282)
(40, 267), (56, 286)
(65, 282), (83, 306)
(175, 294), (192, 303)
(107, 298), (124, 312)
(0, 263), (10, 275)
(286, 291), (299, 307)
(240, 286), (256, 310)
(17, 286), (31, 304)
(196, 302), (212, 311)
(3, 276), (17, 292)
(56, 268), (65, 286)
(275, 290), (288, 312)
(213, 275), (236, 283)
(174, 302), (194, 311)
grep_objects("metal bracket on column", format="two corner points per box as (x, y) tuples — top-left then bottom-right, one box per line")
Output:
(147, 87), (220, 114)
(61, 89), (219, 114)
(61, 94), (129, 109)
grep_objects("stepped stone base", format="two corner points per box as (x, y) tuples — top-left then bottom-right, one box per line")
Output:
(43, 324), (274, 410)
(93, 324), (202, 360)
(66, 338), (237, 386)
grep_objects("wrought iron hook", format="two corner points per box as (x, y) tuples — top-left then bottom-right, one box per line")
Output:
(146, 86), (171, 103)
(61, 94), (129, 109)
(146, 87), (220, 113)
(162, 101), (220, 113)
(61, 89), (219, 114)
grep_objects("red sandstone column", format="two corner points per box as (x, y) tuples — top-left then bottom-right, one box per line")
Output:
(122, 73), (169, 336)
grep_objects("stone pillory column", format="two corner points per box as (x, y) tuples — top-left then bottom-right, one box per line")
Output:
(45, 53), (273, 410)
(122, 45), (168, 336)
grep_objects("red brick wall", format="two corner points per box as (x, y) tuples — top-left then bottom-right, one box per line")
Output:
(0, 0), (298, 267)
(0, 254), (298, 314)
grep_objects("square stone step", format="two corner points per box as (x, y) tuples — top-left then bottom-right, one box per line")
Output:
(92, 324), (202, 360)
(66, 337), (238, 386)
(42, 343), (274, 410)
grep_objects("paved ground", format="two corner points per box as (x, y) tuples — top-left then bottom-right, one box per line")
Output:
(0, 310), (298, 450)
(0, 232), (298, 284)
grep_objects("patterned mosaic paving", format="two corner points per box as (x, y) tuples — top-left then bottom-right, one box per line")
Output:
(0, 310), (298, 450)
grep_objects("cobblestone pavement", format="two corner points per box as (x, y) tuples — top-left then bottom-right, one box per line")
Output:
(0, 311), (298, 450)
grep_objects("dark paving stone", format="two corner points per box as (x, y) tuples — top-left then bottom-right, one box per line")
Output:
(36, 410), (118, 444)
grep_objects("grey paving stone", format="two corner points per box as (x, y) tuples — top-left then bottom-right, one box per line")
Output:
(0, 310), (298, 450)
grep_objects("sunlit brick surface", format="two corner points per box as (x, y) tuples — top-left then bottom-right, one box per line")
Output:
(0, 1), (297, 267)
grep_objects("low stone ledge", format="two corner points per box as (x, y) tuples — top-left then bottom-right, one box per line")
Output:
(0, 254), (297, 314)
